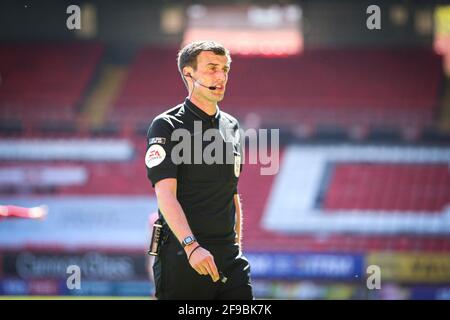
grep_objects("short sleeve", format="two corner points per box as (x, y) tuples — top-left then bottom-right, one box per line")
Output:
(145, 117), (178, 187)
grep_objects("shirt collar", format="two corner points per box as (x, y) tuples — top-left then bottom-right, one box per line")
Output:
(184, 98), (221, 122)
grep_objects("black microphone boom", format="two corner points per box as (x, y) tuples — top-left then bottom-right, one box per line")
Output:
(186, 74), (217, 90)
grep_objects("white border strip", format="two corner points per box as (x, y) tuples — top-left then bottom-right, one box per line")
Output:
(0, 139), (134, 161)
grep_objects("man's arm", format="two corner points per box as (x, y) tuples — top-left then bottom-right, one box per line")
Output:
(155, 178), (219, 282)
(234, 193), (243, 249)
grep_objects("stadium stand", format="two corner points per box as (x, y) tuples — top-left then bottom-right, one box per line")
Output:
(325, 163), (450, 212)
(110, 47), (442, 133)
(0, 42), (103, 127)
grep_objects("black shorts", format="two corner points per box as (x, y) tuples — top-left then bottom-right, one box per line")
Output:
(153, 235), (253, 300)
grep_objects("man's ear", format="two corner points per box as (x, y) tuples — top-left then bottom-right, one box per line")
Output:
(183, 66), (194, 79)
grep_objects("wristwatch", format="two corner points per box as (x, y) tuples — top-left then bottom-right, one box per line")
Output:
(182, 235), (197, 248)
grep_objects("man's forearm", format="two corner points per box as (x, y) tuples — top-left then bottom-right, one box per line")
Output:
(155, 183), (220, 281)
(234, 194), (243, 248)
(156, 188), (194, 246)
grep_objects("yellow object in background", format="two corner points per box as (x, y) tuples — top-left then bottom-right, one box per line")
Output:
(367, 252), (450, 283)
(435, 5), (450, 36)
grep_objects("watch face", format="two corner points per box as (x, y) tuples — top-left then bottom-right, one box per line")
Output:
(184, 236), (194, 245)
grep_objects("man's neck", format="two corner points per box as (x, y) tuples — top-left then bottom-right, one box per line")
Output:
(190, 95), (217, 116)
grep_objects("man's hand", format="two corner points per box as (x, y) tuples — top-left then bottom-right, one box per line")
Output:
(185, 245), (220, 282)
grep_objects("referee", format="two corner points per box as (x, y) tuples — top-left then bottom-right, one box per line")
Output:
(145, 41), (253, 300)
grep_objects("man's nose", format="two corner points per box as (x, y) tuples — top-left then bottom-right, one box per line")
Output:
(216, 71), (227, 82)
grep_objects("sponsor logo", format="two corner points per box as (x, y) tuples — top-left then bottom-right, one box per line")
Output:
(145, 144), (166, 168)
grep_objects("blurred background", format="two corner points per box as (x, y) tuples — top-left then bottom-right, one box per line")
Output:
(0, 0), (449, 299)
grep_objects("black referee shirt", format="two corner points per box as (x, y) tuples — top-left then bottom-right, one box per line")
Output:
(145, 98), (243, 244)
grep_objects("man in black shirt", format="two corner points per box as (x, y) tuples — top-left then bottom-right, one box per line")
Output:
(145, 41), (253, 299)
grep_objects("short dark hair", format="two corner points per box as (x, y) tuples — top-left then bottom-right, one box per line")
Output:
(177, 40), (231, 88)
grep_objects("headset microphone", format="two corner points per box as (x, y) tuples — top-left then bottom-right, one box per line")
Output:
(186, 74), (217, 90)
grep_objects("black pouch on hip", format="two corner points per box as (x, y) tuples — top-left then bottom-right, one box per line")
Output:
(148, 218), (164, 256)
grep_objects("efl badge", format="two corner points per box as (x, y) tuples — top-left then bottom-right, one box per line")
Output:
(145, 144), (166, 168)
(148, 137), (166, 145)
(234, 155), (241, 178)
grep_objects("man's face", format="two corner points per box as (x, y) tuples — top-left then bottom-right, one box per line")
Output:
(189, 51), (230, 102)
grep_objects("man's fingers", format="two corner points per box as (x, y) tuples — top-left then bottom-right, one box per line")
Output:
(203, 260), (217, 282)
(188, 247), (219, 280)
(192, 262), (207, 275)
(202, 262), (213, 280)
(197, 265), (209, 276)
(206, 258), (219, 282)
(194, 266), (203, 275)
